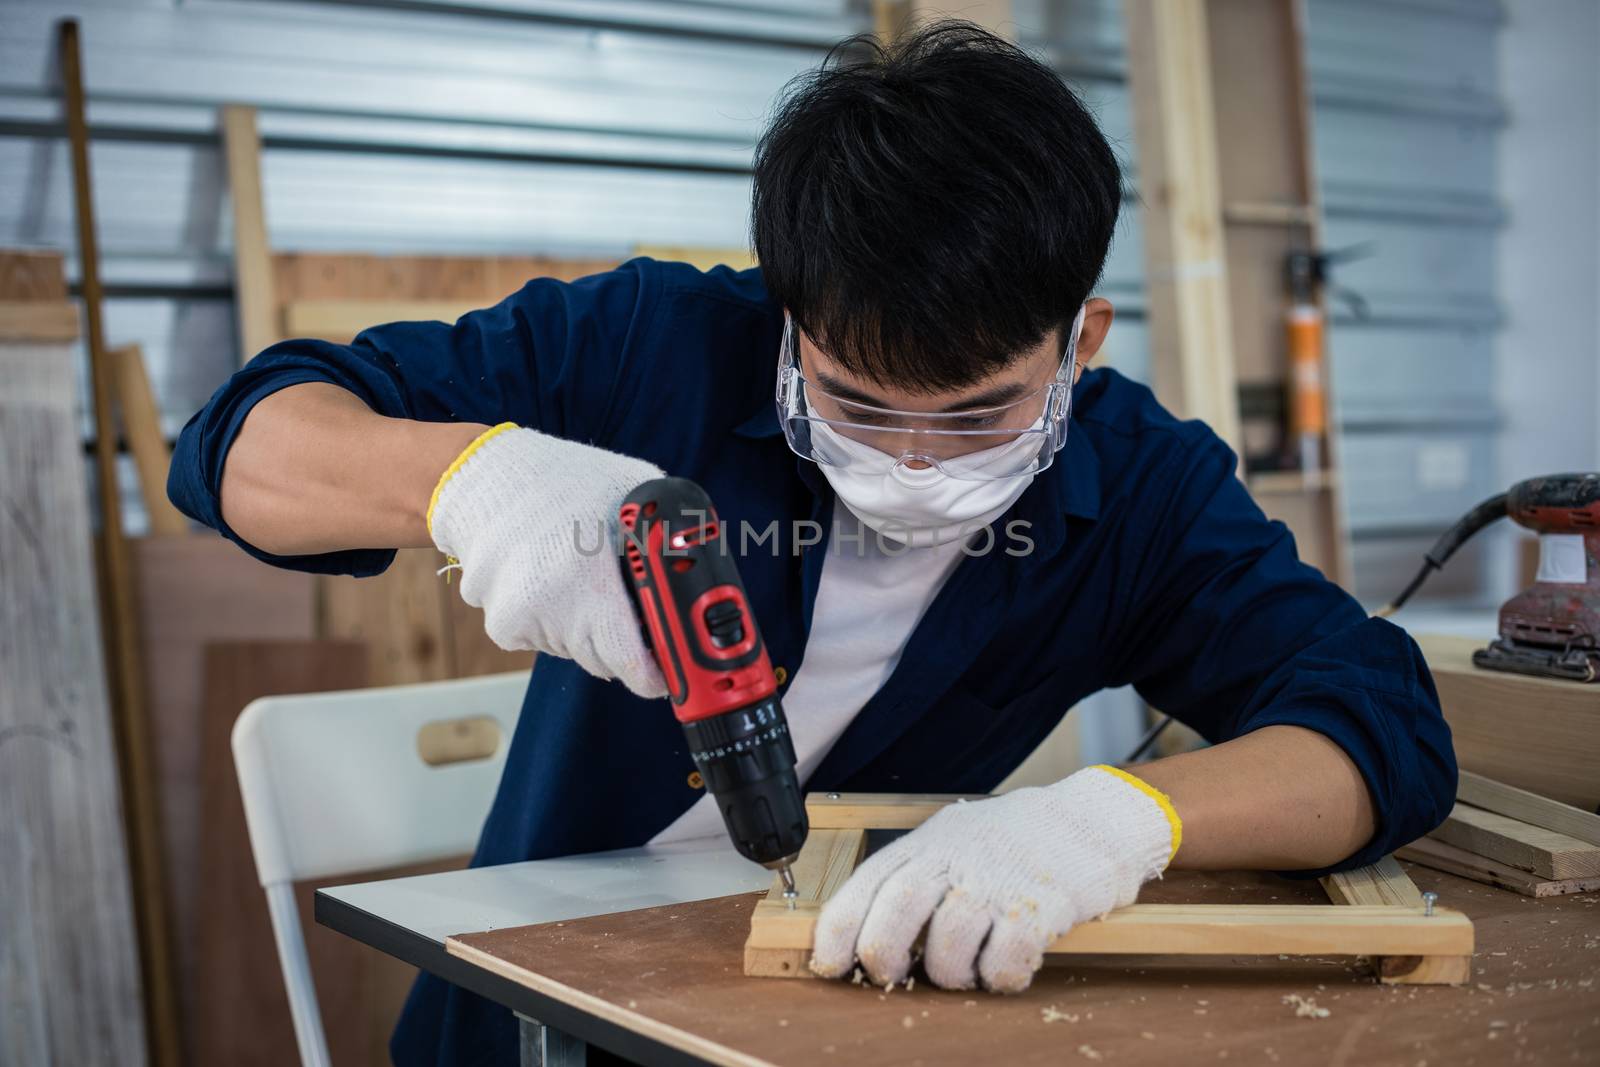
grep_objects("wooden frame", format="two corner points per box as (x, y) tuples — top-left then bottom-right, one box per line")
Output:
(744, 795), (1472, 986)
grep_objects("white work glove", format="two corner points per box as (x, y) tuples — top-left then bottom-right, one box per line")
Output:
(810, 765), (1181, 993)
(427, 423), (667, 698)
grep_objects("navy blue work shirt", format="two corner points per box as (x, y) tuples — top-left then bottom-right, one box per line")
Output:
(170, 258), (1456, 1067)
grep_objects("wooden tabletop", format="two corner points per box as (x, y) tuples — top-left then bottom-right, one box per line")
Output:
(449, 865), (1599, 1066)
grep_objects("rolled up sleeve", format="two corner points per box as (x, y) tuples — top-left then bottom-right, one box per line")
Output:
(168, 258), (661, 575)
(1116, 433), (1457, 875)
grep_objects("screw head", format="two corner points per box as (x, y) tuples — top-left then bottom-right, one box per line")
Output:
(827, 792), (841, 800)
(1421, 891), (1438, 916)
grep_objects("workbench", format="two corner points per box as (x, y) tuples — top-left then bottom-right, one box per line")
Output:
(318, 846), (1599, 1066)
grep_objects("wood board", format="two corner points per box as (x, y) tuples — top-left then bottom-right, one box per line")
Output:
(1417, 634), (1600, 812)
(1457, 770), (1600, 848)
(1, 334), (148, 1064)
(447, 864), (1598, 1067)
(1399, 836), (1600, 899)
(131, 533), (316, 1061)
(1431, 803), (1600, 882)
(746, 795), (1470, 985)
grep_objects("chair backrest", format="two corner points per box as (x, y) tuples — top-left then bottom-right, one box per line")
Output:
(233, 669), (528, 887)
(232, 669), (528, 1067)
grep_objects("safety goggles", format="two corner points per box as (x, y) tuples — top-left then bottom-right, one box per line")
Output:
(775, 314), (1080, 482)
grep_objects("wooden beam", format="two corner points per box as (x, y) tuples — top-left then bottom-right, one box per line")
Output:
(1399, 836), (1600, 899)
(1121, 0), (1241, 455)
(0, 249), (70, 299)
(109, 344), (187, 536)
(282, 298), (485, 345)
(221, 105), (278, 364)
(631, 245), (755, 273)
(1456, 770), (1600, 848)
(1430, 803), (1600, 881)
(747, 901), (1472, 959)
(1320, 856), (1424, 907)
(1417, 634), (1600, 813)
(0, 300), (79, 342)
(59, 22), (181, 1065)
(747, 829), (866, 978)
(804, 792), (985, 830)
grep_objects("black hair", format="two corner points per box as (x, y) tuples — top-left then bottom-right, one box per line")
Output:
(751, 20), (1122, 392)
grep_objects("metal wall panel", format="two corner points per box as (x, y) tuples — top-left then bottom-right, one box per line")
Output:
(1, 0), (1506, 592)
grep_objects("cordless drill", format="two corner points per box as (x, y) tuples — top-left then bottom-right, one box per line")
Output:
(618, 477), (809, 899)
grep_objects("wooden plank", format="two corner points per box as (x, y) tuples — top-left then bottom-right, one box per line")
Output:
(1121, 0), (1242, 456)
(109, 343), (187, 536)
(1430, 802), (1600, 881)
(1456, 770), (1600, 848)
(446, 865), (1567, 1067)
(282, 299), (488, 345)
(1320, 856), (1424, 908)
(1399, 836), (1600, 898)
(1418, 634), (1600, 812)
(632, 245), (756, 273)
(747, 828), (866, 978)
(804, 793), (986, 830)
(747, 901), (1471, 959)
(0, 249), (69, 300)
(221, 105), (278, 363)
(1, 336), (148, 1064)
(0, 300), (79, 342)
(130, 534), (315, 1059)
(59, 22), (179, 1064)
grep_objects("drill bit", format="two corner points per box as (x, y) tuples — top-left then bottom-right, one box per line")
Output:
(778, 862), (798, 909)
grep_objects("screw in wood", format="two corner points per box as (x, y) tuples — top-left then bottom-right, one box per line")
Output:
(1421, 891), (1437, 916)
(827, 792), (841, 799)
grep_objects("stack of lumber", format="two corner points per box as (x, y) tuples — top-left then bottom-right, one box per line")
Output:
(1399, 771), (1600, 897)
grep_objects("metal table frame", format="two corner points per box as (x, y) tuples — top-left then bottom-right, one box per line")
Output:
(315, 840), (769, 1067)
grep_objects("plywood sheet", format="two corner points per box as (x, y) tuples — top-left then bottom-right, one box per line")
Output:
(449, 866), (1598, 1066)
(131, 533), (315, 1059)
(1, 338), (147, 1064)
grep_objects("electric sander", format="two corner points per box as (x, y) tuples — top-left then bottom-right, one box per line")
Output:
(1379, 472), (1600, 683)
(618, 477), (808, 902)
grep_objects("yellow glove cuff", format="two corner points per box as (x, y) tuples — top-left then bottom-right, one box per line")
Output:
(425, 422), (518, 537)
(1091, 764), (1183, 864)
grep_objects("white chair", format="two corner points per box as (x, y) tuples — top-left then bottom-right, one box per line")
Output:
(232, 670), (529, 1067)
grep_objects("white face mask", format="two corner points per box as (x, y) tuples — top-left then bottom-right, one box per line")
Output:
(813, 419), (1046, 547)
(809, 309), (1088, 548)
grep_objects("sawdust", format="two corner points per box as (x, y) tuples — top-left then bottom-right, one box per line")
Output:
(1077, 1044), (1103, 1060)
(1282, 993), (1331, 1019)
(1041, 1006), (1080, 1023)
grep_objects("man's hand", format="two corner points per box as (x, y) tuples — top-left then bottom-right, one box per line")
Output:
(428, 425), (667, 697)
(809, 766), (1179, 992)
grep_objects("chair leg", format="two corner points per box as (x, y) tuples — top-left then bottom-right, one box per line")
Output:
(517, 1013), (588, 1067)
(264, 881), (333, 1067)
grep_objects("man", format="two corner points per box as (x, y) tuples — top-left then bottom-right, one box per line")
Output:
(172, 22), (1454, 1067)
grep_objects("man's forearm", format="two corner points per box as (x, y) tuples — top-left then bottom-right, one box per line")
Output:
(1132, 724), (1376, 870)
(220, 382), (488, 556)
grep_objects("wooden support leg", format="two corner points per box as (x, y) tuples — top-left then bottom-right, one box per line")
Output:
(1379, 955), (1473, 986)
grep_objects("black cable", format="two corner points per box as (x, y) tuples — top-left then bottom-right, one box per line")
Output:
(1374, 491), (1508, 617)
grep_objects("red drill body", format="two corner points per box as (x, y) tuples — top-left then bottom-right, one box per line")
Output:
(619, 477), (809, 875)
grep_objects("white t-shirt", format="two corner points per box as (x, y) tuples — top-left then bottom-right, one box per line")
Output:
(650, 508), (968, 844)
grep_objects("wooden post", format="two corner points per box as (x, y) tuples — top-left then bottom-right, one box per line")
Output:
(58, 20), (182, 1065)
(109, 343), (187, 536)
(1121, 0), (1242, 456)
(0, 271), (148, 1064)
(222, 105), (278, 364)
